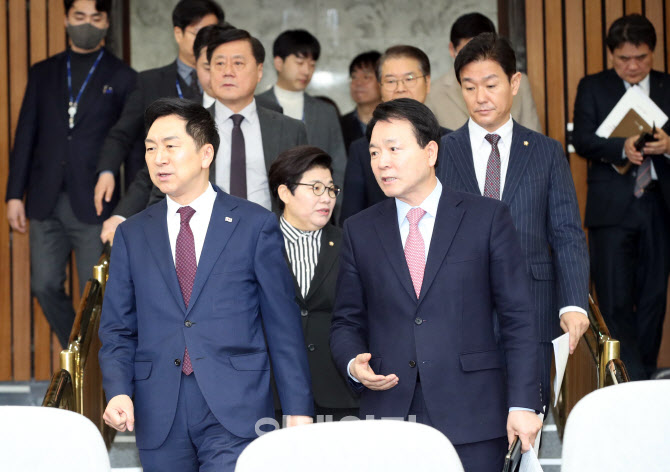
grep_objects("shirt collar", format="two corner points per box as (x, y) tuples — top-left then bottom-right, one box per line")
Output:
(175, 57), (195, 83)
(202, 91), (216, 109)
(468, 115), (514, 146)
(215, 98), (258, 125)
(280, 216), (321, 245)
(396, 179), (442, 227)
(624, 74), (650, 95)
(166, 183), (217, 218)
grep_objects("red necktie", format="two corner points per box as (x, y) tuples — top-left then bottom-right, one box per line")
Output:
(484, 133), (501, 200)
(405, 208), (427, 298)
(176, 206), (196, 375)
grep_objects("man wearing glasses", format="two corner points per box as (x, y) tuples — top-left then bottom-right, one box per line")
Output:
(340, 45), (452, 223)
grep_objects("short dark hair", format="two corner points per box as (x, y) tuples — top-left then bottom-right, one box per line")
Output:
(144, 98), (220, 157)
(450, 13), (496, 47)
(193, 24), (235, 60)
(206, 28), (265, 65)
(366, 98), (441, 167)
(377, 45), (431, 81)
(273, 30), (321, 61)
(172, 0), (225, 30)
(454, 32), (517, 83)
(606, 14), (656, 52)
(64, 0), (111, 14)
(349, 50), (382, 75)
(268, 146), (334, 211)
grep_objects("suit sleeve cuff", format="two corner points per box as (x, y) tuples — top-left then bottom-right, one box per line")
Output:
(509, 407), (535, 412)
(559, 306), (587, 317)
(347, 358), (361, 383)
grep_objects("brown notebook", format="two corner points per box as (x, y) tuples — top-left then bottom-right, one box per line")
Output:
(609, 109), (651, 175)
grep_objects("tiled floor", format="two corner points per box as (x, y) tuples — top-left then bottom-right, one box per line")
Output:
(1, 381), (564, 471)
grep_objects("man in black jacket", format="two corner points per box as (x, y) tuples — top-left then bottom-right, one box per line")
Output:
(573, 14), (670, 379)
(5, 0), (136, 347)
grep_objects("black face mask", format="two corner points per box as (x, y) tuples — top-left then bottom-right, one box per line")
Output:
(66, 22), (108, 50)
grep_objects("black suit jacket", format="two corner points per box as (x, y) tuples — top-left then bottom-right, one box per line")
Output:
(118, 103), (308, 218)
(96, 61), (197, 179)
(340, 110), (364, 153)
(286, 224), (359, 409)
(573, 68), (670, 227)
(340, 126), (452, 224)
(6, 49), (136, 223)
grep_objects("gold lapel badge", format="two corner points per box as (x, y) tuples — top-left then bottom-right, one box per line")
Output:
(524, 141), (529, 146)
(225, 217), (233, 222)
(329, 241), (334, 246)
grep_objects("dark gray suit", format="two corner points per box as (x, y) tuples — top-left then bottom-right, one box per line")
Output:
(437, 121), (589, 410)
(116, 103), (308, 217)
(256, 89), (347, 188)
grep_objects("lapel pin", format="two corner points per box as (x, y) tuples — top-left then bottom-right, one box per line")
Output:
(225, 217), (233, 222)
(329, 241), (334, 246)
(523, 141), (529, 146)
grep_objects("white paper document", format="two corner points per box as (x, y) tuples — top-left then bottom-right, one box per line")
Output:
(533, 412), (545, 456)
(595, 85), (668, 137)
(552, 332), (570, 407)
(520, 446), (544, 472)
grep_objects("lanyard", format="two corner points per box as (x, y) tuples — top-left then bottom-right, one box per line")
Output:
(67, 49), (105, 129)
(176, 79), (183, 99)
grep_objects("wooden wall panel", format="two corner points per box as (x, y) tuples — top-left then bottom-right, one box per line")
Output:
(48, 1), (66, 55)
(646, 0), (665, 71)
(0, 0), (12, 379)
(625, 0), (643, 14)
(605, 0), (625, 68)
(545, 0), (566, 146)
(584, 0), (604, 74)
(8, 0), (31, 381)
(666, 2), (670, 73)
(525, 1), (546, 133)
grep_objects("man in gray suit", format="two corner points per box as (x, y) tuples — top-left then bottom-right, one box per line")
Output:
(426, 13), (542, 133)
(256, 30), (346, 189)
(436, 33), (589, 413)
(100, 28), (307, 243)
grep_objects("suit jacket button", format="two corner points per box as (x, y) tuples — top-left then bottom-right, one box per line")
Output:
(414, 317), (423, 325)
(307, 344), (316, 352)
(301, 309), (308, 317)
(409, 360), (416, 368)
(184, 320), (192, 327)
(174, 359), (181, 366)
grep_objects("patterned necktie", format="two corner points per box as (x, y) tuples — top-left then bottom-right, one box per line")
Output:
(176, 206), (196, 375)
(484, 133), (502, 200)
(230, 114), (247, 198)
(634, 157), (652, 198)
(405, 208), (427, 298)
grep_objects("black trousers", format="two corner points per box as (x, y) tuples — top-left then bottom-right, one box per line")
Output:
(589, 186), (670, 379)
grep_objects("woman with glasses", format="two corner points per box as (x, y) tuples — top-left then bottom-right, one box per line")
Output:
(268, 145), (359, 422)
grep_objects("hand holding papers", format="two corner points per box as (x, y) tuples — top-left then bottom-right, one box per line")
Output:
(552, 332), (570, 407)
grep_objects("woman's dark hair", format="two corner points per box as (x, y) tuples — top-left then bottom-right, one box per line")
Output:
(268, 146), (334, 211)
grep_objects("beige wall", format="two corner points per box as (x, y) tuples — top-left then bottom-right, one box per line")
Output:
(130, 0), (497, 112)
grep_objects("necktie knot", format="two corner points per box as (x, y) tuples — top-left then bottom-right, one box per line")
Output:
(407, 207), (426, 226)
(485, 133), (501, 146)
(231, 114), (244, 127)
(177, 206), (196, 226)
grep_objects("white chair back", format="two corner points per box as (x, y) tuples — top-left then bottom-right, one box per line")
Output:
(235, 419), (464, 471)
(562, 380), (670, 471)
(0, 406), (111, 472)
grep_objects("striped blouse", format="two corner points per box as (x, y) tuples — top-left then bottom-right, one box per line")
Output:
(280, 217), (322, 298)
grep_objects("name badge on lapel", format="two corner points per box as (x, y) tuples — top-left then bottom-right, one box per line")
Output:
(225, 217), (233, 223)
(102, 85), (114, 94)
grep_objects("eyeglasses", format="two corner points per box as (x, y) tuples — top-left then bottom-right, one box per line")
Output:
(294, 182), (341, 198)
(381, 75), (426, 91)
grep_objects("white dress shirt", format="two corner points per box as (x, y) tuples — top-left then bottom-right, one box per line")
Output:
(469, 117), (585, 319)
(214, 99), (272, 210)
(273, 85), (304, 121)
(165, 183), (217, 265)
(469, 116), (514, 196)
(395, 179), (442, 259)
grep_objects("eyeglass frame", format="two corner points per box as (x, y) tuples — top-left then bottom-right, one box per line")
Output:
(293, 182), (341, 198)
(380, 74), (427, 91)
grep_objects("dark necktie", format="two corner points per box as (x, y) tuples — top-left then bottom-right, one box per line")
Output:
(188, 69), (200, 99)
(484, 134), (502, 200)
(230, 114), (247, 198)
(176, 206), (196, 375)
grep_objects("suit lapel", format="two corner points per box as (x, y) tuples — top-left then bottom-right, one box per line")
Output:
(56, 53), (70, 129)
(257, 106), (279, 172)
(418, 189), (464, 302)
(207, 103), (217, 182)
(186, 188), (240, 315)
(450, 125), (481, 195)
(501, 121), (533, 205)
(74, 50), (111, 127)
(374, 200), (417, 302)
(304, 224), (338, 301)
(303, 94), (315, 129)
(142, 200), (186, 310)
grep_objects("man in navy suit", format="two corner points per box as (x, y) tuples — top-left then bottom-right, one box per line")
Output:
(573, 15), (670, 379)
(5, 0), (136, 347)
(330, 99), (542, 472)
(437, 33), (590, 411)
(99, 98), (313, 471)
